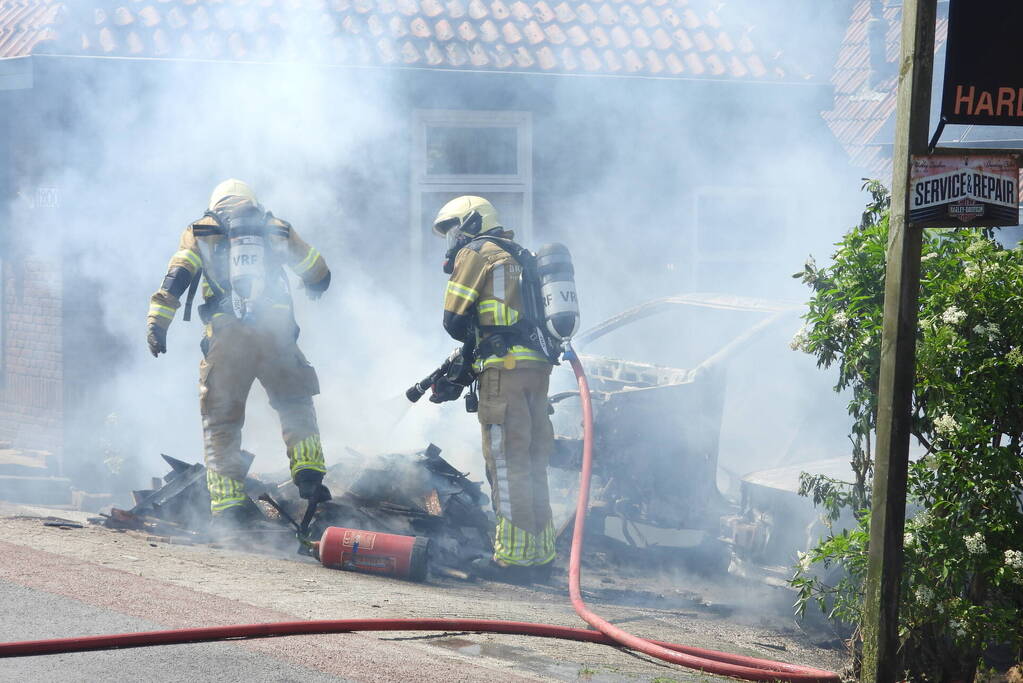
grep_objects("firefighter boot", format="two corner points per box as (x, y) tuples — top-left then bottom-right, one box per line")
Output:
(469, 557), (535, 585)
(207, 497), (267, 537)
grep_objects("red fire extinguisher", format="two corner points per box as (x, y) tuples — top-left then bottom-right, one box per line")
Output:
(315, 526), (430, 582)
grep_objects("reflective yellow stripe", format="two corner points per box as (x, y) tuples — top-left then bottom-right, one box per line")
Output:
(289, 435), (326, 476)
(447, 281), (479, 302)
(493, 517), (556, 566)
(476, 346), (548, 371)
(477, 299), (520, 326)
(207, 470), (246, 513)
(296, 247), (320, 274)
(149, 304), (175, 320)
(174, 249), (201, 272)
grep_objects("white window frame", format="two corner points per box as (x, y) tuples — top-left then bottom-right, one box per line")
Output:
(410, 109), (533, 298)
(692, 186), (792, 264)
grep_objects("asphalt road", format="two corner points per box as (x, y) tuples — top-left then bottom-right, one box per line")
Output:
(0, 580), (351, 683)
(0, 506), (850, 682)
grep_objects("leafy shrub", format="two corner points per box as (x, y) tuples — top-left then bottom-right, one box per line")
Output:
(789, 181), (1023, 680)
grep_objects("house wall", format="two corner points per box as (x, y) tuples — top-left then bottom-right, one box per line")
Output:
(0, 86), (65, 457)
(0, 258), (63, 455)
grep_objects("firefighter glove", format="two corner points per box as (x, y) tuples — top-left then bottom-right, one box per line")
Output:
(305, 271), (331, 301)
(147, 323), (167, 357)
(295, 468), (332, 502)
(429, 376), (465, 403)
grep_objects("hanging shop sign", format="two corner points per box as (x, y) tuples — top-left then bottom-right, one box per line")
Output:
(941, 0), (1023, 125)
(909, 151), (1020, 228)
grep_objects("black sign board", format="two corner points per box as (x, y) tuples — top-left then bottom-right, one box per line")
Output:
(941, 0), (1023, 126)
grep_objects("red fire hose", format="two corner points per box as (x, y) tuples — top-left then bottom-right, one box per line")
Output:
(0, 351), (840, 682)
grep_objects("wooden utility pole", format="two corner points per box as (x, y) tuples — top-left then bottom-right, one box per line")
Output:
(860, 0), (937, 681)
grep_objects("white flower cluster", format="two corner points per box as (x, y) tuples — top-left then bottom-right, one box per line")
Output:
(1006, 549), (1023, 570)
(964, 265), (980, 279)
(965, 532), (986, 555)
(796, 551), (812, 573)
(1007, 550), (1023, 585)
(933, 413), (959, 437)
(914, 585), (934, 604)
(904, 531), (916, 547)
(920, 252), (938, 262)
(972, 322), (1000, 341)
(789, 325), (810, 352)
(832, 311), (849, 329)
(941, 306), (967, 325)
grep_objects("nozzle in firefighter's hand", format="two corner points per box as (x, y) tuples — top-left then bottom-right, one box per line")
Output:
(147, 324), (167, 357)
(295, 469), (332, 502)
(429, 376), (465, 403)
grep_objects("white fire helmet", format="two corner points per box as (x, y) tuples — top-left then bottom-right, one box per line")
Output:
(208, 179), (258, 211)
(432, 195), (502, 238)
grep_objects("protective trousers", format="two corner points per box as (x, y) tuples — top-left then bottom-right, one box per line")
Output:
(478, 365), (556, 567)
(199, 312), (325, 514)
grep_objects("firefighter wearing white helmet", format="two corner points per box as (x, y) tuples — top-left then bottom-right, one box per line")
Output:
(146, 179), (332, 529)
(434, 195), (558, 582)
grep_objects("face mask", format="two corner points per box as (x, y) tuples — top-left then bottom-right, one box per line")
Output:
(439, 211), (484, 274)
(443, 228), (471, 274)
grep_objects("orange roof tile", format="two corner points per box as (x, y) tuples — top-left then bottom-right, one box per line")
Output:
(468, 41), (488, 64)
(543, 23), (565, 44)
(456, 19), (475, 40)
(565, 25), (587, 46)
(467, 0), (487, 19)
(0, 0), (804, 81)
(533, 1), (553, 23)
(446, 0), (465, 18)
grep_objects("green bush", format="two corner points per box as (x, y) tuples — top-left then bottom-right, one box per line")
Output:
(789, 181), (1023, 680)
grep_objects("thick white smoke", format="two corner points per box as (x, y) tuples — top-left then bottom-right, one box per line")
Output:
(7, 5), (868, 499)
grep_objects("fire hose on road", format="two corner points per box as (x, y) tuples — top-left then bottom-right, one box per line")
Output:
(0, 349), (840, 682)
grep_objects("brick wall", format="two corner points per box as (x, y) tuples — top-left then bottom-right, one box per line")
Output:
(0, 258), (64, 458)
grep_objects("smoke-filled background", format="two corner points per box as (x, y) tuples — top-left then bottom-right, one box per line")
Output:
(1, 2), (869, 497)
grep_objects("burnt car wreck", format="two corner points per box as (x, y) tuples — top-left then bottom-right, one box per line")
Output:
(547, 294), (839, 576)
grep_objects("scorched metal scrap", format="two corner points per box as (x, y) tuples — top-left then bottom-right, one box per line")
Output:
(102, 444), (492, 576)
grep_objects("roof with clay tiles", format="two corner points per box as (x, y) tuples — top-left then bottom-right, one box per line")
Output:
(821, 0), (948, 180)
(0, 0), (811, 81)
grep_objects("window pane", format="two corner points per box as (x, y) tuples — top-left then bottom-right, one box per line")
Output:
(426, 127), (518, 175)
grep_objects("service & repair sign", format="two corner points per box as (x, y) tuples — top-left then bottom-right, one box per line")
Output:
(909, 152), (1020, 228)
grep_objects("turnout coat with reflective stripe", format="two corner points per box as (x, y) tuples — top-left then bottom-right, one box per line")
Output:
(148, 212), (328, 330)
(443, 234), (549, 372)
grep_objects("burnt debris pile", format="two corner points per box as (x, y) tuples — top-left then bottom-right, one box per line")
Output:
(100, 444), (492, 575)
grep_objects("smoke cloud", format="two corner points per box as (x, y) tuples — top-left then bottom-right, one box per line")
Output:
(5, 8), (864, 506)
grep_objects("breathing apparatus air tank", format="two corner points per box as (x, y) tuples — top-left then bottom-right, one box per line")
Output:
(225, 210), (268, 321)
(536, 243), (580, 341)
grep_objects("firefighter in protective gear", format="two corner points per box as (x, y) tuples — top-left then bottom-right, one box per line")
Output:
(435, 195), (556, 577)
(147, 179), (332, 523)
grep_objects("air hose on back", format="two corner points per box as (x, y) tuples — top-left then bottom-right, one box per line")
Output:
(0, 348), (840, 682)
